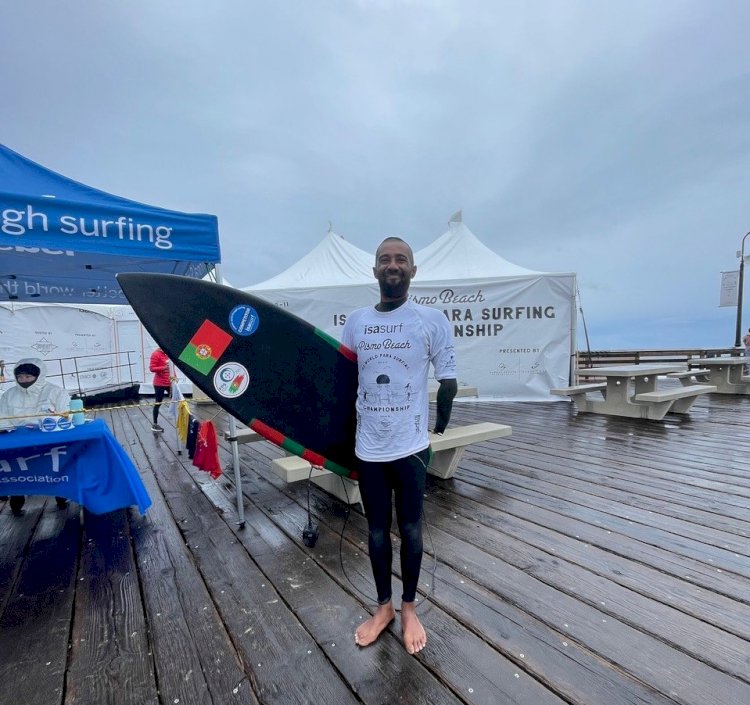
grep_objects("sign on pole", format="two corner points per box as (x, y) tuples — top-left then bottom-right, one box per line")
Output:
(720, 270), (739, 307)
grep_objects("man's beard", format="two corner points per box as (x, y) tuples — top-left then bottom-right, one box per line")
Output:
(378, 272), (411, 299)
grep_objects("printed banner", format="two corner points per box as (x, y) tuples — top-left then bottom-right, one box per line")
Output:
(719, 270), (739, 308)
(253, 274), (576, 400)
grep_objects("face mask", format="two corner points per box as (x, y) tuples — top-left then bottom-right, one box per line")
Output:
(16, 378), (37, 389)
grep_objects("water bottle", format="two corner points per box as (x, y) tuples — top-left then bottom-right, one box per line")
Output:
(70, 398), (85, 426)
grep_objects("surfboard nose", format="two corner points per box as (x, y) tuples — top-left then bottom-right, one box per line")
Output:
(117, 272), (174, 309)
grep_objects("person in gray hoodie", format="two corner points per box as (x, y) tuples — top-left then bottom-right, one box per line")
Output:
(0, 358), (71, 516)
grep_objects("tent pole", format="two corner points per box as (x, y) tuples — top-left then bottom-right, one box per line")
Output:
(575, 284), (592, 377)
(214, 264), (246, 529)
(570, 278), (579, 384)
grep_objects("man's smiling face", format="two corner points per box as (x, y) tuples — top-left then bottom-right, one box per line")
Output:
(373, 239), (416, 300)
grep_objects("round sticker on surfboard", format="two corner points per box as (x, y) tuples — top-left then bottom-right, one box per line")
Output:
(229, 304), (260, 336)
(213, 362), (250, 398)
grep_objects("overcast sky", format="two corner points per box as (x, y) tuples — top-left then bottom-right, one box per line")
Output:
(3, 0), (750, 350)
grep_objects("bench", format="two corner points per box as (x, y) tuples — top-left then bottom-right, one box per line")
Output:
(270, 421), (512, 504)
(270, 458), (364, 504)
(224, 428), (263, 444)
(426, 422), (512, 478)
(550, 383), (607, 410)
(221, 425), (367, 504)
(634, 384), (716, 414)
(666, 369), (711, 384)
(429, 385), (478, 402)
(551, 383), (607, 395)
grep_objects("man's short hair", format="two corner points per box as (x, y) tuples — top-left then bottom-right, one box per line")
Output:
(375, 236), (414, 266)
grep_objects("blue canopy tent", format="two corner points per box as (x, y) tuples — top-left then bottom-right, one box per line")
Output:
(0, 144), (249, 524)
(0, 144), (220, 303)
(0, 141), (223, 428)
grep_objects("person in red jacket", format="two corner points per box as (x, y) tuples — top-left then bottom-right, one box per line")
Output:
(149, 347), (172, 432)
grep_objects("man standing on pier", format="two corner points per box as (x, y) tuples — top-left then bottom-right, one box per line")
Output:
(342, 236), (457, 655)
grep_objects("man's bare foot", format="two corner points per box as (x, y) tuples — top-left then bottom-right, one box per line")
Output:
(355, 602), (396, 647)
(401, 601), (426, 654)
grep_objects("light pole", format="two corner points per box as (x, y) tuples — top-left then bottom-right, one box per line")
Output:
(734, 231), (750, 349)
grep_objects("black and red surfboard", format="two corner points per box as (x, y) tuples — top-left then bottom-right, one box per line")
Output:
(117, 273), (359, 478)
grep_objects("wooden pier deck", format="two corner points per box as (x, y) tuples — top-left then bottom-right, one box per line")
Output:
(1, 393), (748, 705)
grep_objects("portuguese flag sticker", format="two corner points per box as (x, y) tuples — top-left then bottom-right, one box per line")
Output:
(178, 319), (232, 375)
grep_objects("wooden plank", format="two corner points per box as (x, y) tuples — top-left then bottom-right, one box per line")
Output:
(452, 464), (750, 604)
(486, 472), (750, 552)
(276, 479), (676, 705)
(125, 406), (362, 705)
(480, 408), (750, 516)
(492, 445), (750, 549)
(417, 506), (750, 683)
(426, 480), (750, 639)
(205, 451), (570, 705)
(0, 497), (39, 609)
(101, 397), (750, 705)
(482, 408), (750, 481)
(66, 508), (160, 705)
(217, 460), (692, 705)
(509, 435), (750, 503)
(111, 407), (258, 705)
(0, 499), (79, 705)
(169, 424), (485, 705)
(3, 388), (750, 705)
(417, 517), (750, 704)
(466, 435), (750, 539)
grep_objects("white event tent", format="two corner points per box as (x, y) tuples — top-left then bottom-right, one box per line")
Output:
(246, 214), (577, 400)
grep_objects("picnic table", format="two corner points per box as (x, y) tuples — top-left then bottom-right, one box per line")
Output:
(554, 364), (716, 420)
(687, 356), (750, 394)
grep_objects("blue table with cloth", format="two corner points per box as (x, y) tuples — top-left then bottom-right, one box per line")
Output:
(0, 420), (151, 514)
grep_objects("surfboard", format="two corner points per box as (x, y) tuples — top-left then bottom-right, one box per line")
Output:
(116, 273), (359, 479)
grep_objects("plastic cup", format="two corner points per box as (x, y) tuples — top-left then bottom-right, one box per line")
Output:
(70, 398), (85, 426)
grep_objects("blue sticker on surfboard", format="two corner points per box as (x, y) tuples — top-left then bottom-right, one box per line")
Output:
(229, 304), (260, 336)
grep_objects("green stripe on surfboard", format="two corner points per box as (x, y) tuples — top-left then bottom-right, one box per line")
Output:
(314, 328), (344, 351)
(282, 437), (351, 478)
(322, 458), (351, 478)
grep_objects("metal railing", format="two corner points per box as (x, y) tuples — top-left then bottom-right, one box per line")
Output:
(576, 347), (738, 369)
(0, 351), (139, 396)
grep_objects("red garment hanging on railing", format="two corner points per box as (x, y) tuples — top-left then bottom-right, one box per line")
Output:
(193, 420), (222, 479)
